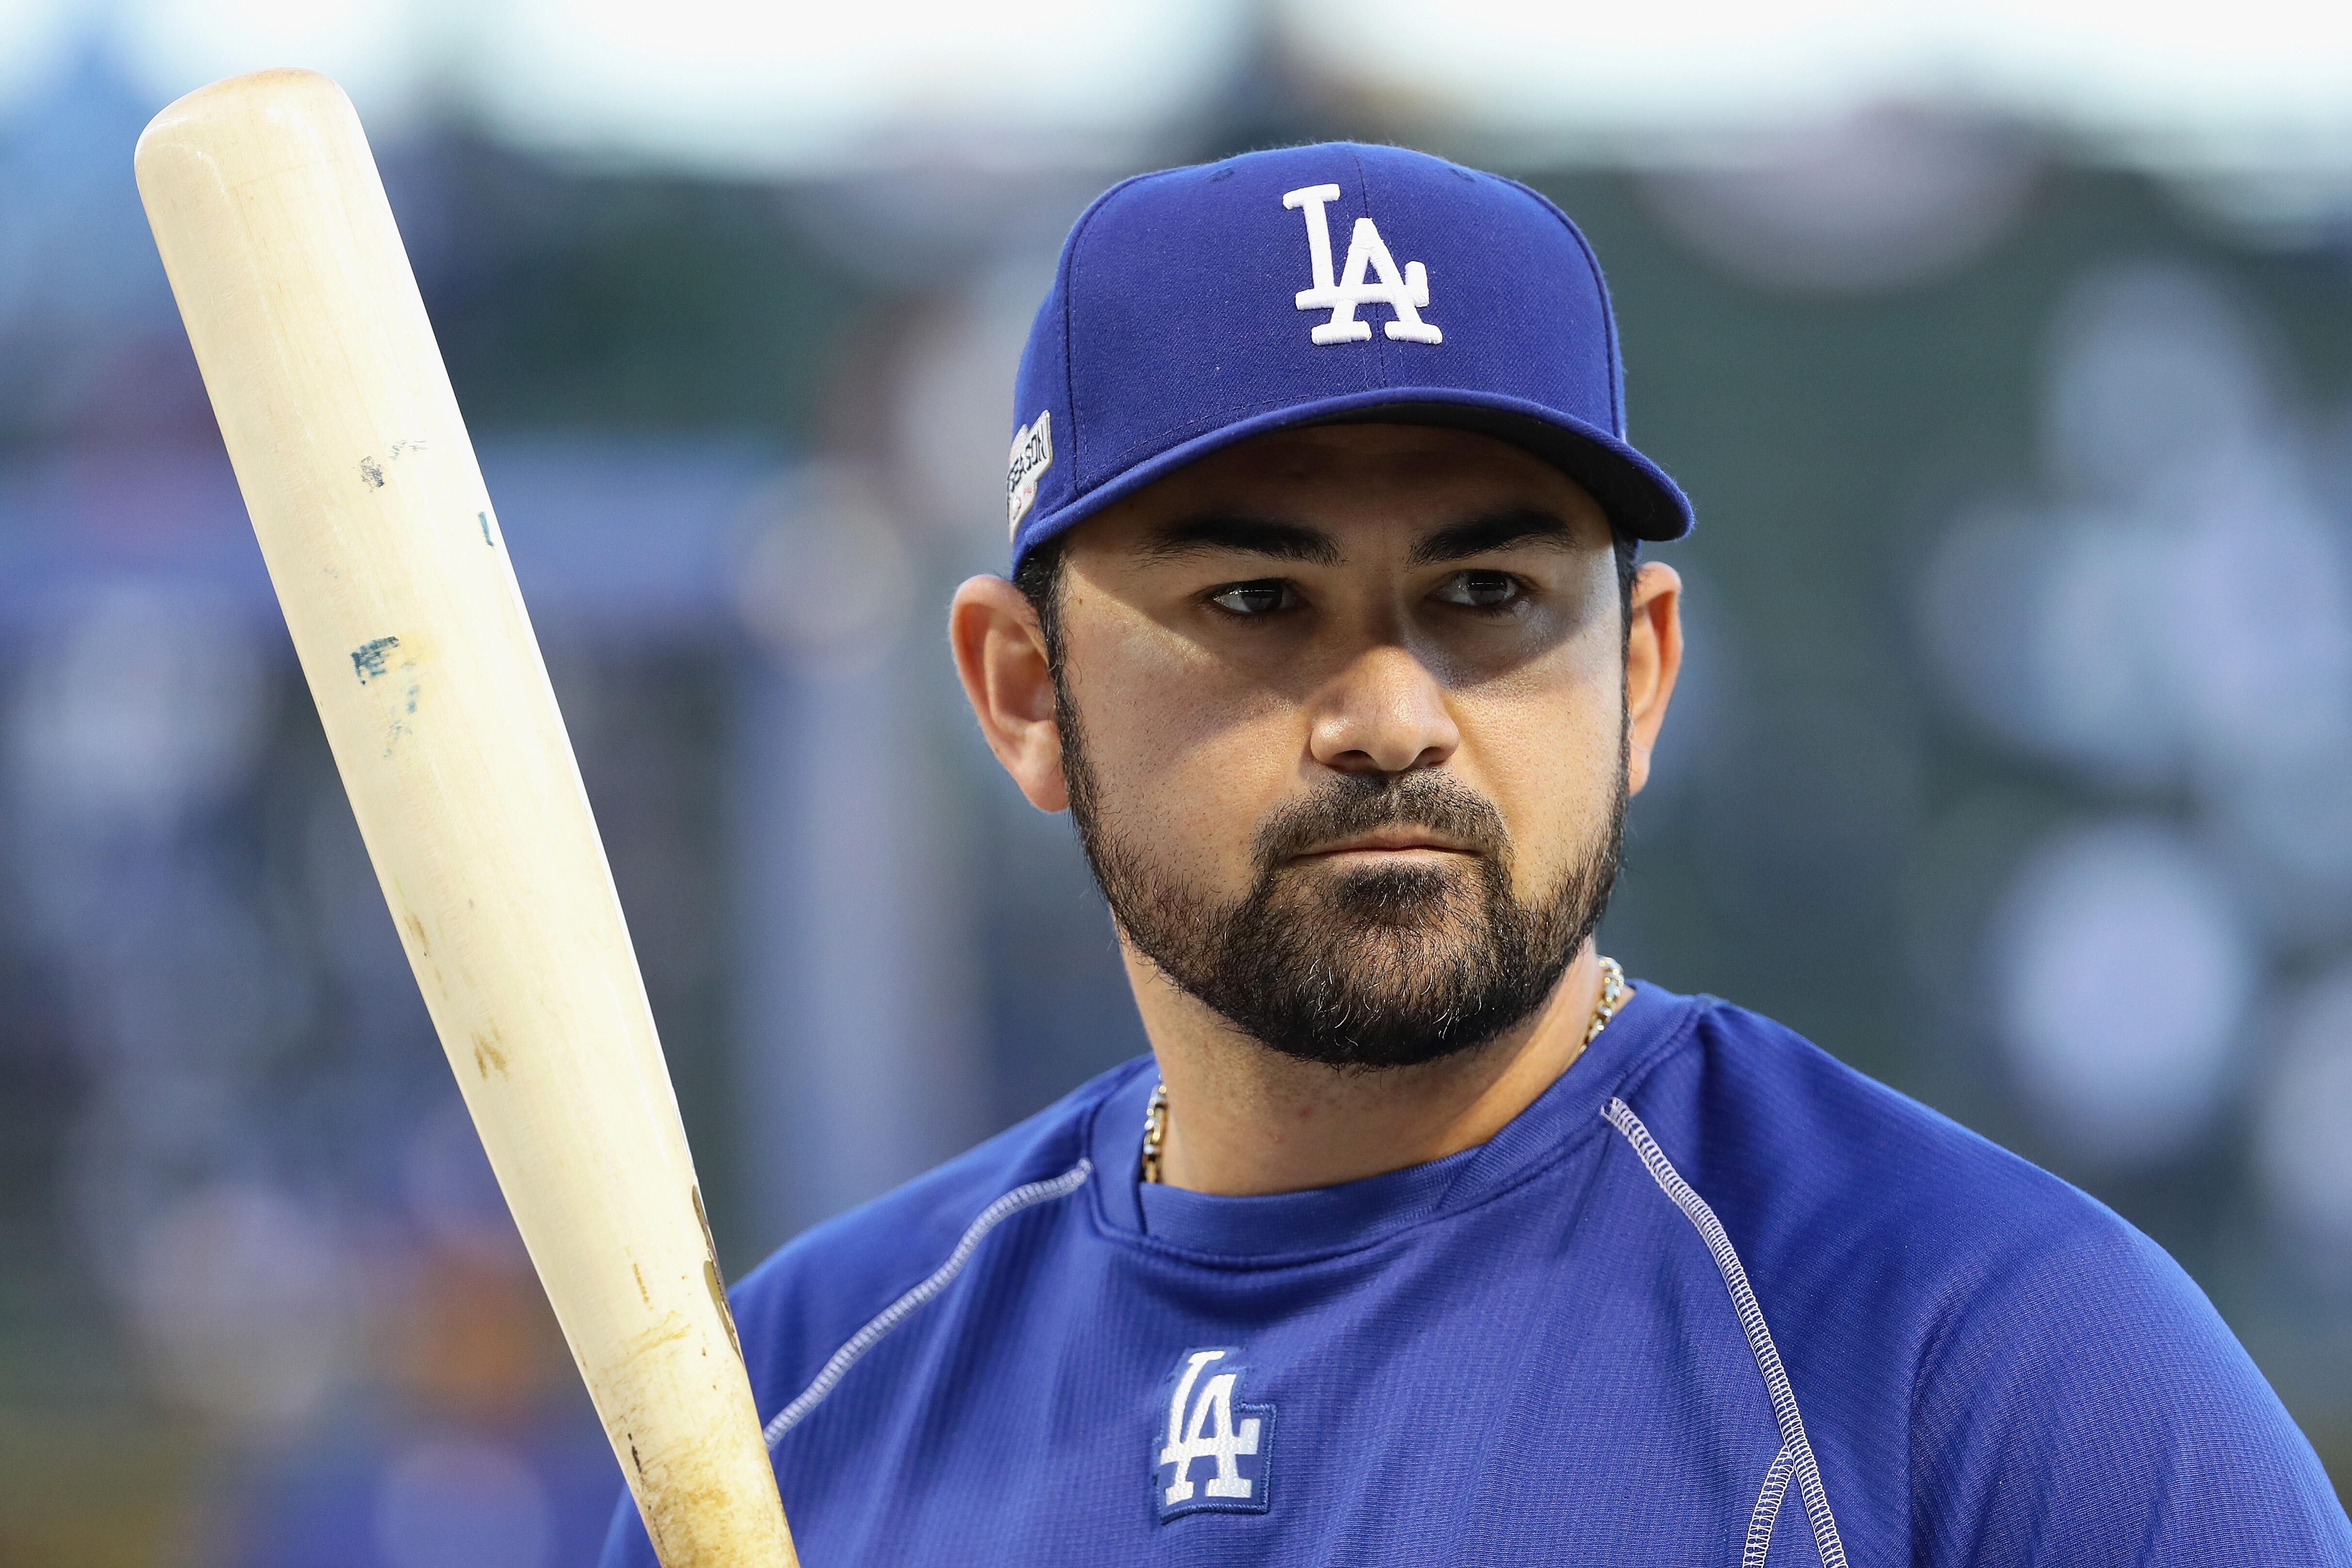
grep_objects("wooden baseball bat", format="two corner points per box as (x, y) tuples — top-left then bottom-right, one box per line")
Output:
(136, 70), (797, 1567)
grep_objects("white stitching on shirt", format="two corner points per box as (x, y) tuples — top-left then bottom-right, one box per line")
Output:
(1604, 1097), (1850, 1568)
(1745, 1439), (1797, 1567)
(762, 1159), (1095, 1448)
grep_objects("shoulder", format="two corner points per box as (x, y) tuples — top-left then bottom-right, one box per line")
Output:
(722, 1057), (1142, 1407)
(1619, 994), (2242, 1365)
(1617, 994), (2350, 1558)
(1615, 993), (2170, 1309)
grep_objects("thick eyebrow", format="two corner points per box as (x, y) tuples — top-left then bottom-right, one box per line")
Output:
(1407, 508), (1580, 566)
(1138, 514), (1343, 567)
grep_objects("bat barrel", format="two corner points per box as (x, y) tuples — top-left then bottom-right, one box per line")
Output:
(136, 69), (796, 1568)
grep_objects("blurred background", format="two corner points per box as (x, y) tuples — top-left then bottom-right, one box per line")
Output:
(4, 0), (2352, 1560)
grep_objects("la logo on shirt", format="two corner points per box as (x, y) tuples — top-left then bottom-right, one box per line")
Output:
(1154, 1348), (1274, 1521)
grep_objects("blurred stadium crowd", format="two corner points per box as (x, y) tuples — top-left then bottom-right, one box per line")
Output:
(3, 5), (2352, 1562)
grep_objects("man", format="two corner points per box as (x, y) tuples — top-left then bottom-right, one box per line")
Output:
(605, 143), (2351, 1565)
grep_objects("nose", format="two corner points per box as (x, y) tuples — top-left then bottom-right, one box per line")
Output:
(1307, 645), (1460, 776)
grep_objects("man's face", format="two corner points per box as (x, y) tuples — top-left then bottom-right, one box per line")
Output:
(1039, 424), (1650, 1069)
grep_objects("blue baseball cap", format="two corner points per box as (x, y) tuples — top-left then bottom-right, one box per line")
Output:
(1004, 141), (1693, 569)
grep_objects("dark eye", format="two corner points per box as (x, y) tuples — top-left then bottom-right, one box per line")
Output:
(1209, 580), (1295, 616)
(1434, 571), (1522, 610)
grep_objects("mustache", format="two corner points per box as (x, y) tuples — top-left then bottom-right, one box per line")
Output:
(1250, 771), (1511, 869)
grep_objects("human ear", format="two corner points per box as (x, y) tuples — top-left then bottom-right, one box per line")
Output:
(948, 574), (1069, 814)
(1623, 561), (1683, 797)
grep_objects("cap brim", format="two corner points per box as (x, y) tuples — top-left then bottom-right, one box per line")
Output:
(1016, 387), (1693, 567)
(1305, 398), (1691, 543)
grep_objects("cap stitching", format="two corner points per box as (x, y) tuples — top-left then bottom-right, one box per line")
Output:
(1053, 170), (1164, 503)
(1347, 145), (1392, 389)
(1498, 173), (1623, 437)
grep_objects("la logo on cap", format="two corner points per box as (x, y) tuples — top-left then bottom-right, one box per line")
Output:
(1282, 184), (1442, 346)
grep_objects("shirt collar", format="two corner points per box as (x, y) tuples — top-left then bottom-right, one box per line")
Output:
(1087, 982), (1699, 1261)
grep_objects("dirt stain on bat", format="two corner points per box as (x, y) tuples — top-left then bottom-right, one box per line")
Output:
(405, 913), (429, 957)
(634, 1262), (650, 1307)
(359, 456), (385, 488)
(471, 1030), (508, 1078)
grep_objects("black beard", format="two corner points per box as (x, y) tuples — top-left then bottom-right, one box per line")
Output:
(1060, 702), (1627, 1072)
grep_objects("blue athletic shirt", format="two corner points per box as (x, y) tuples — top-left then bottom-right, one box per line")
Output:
(602, 984), (2352, 1565)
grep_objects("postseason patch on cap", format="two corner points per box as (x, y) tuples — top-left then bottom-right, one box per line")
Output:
(1007, 411), (1053, 539)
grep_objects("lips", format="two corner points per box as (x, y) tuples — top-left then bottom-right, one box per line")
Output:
(1295, 831), (1476, 860)
(1247, 772), (1510, 870)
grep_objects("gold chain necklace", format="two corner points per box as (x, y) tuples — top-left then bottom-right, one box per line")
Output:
(1140, 955), (1626, 1184)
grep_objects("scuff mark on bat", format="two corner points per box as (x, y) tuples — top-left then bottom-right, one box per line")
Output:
(629, 1437), (665, 1558)
(479, 510), (494, 546)
(634, 1262), (650, 1307)
(693, 1186), (746, 1365)
(405, 913), (429, 957)
(634, 1314), (693, 1353)
(351, 636), (399, 682)
(351, 636), (424, 752)
(359, 456), (384, 488)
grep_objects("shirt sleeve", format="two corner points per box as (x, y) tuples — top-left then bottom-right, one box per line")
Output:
(1909, 1213), (2352, 1566)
